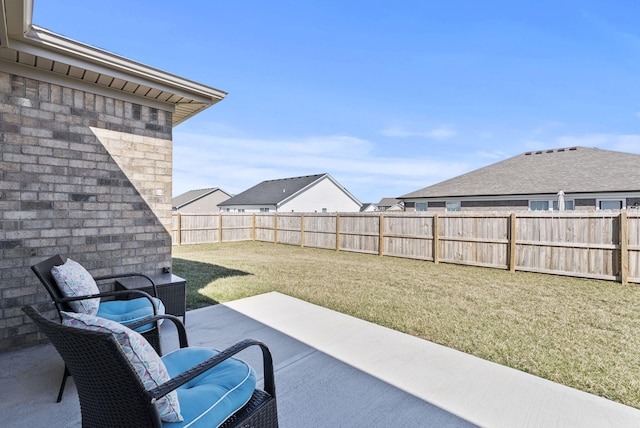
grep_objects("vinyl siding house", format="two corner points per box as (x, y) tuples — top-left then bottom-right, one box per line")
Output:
(400, 147), (640, 212)
(173, 188), (231, 213)
(360, 203), (378, 212)
(0, 0), (225, 350)
(219, 173), (362, 213)
(377, 198), (404, 211)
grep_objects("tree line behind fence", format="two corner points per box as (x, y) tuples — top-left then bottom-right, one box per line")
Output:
(172, 211), (640, 284)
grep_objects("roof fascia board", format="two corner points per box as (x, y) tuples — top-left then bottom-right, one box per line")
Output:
(0, 58), (176, 112)
(402, 190), (640, 202)
(12, 28), (225, 104)
(324, 173), (362, 205)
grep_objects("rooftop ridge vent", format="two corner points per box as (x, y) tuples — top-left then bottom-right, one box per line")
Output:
(524, 147), (578, 156)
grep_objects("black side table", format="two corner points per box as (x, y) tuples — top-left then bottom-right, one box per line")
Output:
(115, 274), (187, 323)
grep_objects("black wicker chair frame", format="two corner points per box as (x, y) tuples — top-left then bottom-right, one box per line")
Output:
(22, 306), (278, 428)
(31, 254), (162, 402)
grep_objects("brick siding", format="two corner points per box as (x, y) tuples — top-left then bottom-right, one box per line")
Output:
(0, 71), (174, 351)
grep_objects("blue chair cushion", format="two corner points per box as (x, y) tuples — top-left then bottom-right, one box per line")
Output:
(97, 297), (165, 333)
(161, 347), (256, 428)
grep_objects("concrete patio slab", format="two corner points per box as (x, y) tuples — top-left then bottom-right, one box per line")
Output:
(1, 292), (639, 427)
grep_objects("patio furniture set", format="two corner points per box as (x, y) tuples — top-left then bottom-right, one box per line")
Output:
(28, 255), (278, 427)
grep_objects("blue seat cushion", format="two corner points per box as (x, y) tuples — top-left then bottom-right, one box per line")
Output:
(97, 297), (165, 333)
(161, 347), (256, 428)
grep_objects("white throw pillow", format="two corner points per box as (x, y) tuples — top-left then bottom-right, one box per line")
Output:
(60, 311), (183, 422)
(51, 259), (100, 315)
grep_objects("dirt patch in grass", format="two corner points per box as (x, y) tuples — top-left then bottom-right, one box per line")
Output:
(173, 241), (640, 409)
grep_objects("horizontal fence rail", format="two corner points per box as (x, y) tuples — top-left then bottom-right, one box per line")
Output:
(172, 211), (640, 284)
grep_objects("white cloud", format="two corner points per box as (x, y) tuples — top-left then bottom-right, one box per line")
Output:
(172, 131), (470, 202)
(474, 150), (509, 160)
(381, 125), (457, 139)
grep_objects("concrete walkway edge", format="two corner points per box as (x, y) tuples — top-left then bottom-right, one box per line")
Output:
(224, 292), (640, 428)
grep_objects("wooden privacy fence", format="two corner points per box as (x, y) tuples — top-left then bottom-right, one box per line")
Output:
(172, 211), (640, 284)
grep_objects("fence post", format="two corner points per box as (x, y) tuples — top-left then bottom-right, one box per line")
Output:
(379, 214), (384, 256)
(336, 213), (341, 251)
(218, 213), (223, 243)
(273, 213), (278, 244)
(509, 213), (517, 272)
(433, 214), (439, 264)
(252, 214), (256, 241)
(300, 214), (305, 247)
(620, 211), (628, 284)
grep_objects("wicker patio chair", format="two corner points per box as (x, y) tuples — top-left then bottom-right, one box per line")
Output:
(31, 255), (165, 401)
(23, 306), (278, 428)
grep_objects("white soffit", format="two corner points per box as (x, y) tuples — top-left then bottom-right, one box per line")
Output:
(0, 0), (226, 125)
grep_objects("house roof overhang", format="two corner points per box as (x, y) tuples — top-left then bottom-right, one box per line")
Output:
(0, 0), (226, 126)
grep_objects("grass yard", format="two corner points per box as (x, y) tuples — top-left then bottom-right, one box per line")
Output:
(172, 241), (640, 409)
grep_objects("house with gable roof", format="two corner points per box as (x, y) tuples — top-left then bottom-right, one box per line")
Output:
(377, 198), (404, 211)
(219, 173), (362, 213)
(0, 0), (226, 350)
(360, 203), (378, 212)
(173, 188), (232, 213)
(400, 147), (640, 212)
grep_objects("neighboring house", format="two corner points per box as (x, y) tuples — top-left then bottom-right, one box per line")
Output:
(377, 198), (404, 211)
(173, 188), (232, 213)
(219, 173), (362, 213)
(400, 147), (640, 212)
(0, 1), (225, 351)
(360, 203), (378, 212)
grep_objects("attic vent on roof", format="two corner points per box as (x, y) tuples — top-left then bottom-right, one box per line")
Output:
(569, 147), (577, 151)
(524, 152), (532, 155)
(558, 148), (565, 152)
(546, 150), (554, 153)
(535, 151), (543, 154)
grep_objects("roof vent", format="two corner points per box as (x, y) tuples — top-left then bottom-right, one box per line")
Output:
(524, 152), (532, 156)
(569, 147), (577, 151)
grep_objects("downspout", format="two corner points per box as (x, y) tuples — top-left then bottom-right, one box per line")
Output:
(0, 0), (10, 48)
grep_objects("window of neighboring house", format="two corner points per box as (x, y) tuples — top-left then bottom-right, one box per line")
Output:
(322, 208), (327, 213)
(531, 199), (576, 211)
(529, 200), (550, 211)
(415, 202), (427, 212)
(259, 208), (269, 212)
(598, 199), (624, 210)
(237, 208), (245, 213)
(552, 200), (575, 210)
(446, 201), (461, 212)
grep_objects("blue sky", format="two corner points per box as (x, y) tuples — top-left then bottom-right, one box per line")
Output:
(33, 1), (640, 203)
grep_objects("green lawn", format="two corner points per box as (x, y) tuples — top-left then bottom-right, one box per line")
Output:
(172, 241), (640, 409)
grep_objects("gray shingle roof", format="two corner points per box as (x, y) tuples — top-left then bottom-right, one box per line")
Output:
(172, 188), (222, 209)
(377, 197), (401, 206)
(401, 147), (640, 198)
(219, 174), (327, 206)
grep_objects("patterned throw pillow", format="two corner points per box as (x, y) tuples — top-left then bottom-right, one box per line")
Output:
(51, 258), (100, 315)
(60, 311), (183, 422)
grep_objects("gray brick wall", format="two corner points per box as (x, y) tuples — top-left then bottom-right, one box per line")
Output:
(0, 72), (174, 351)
